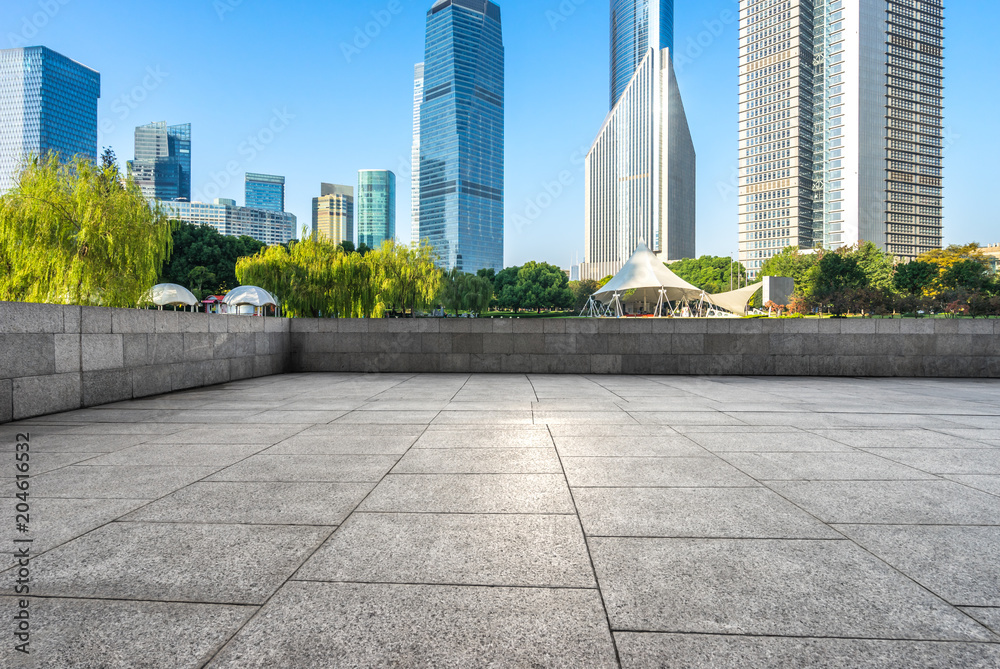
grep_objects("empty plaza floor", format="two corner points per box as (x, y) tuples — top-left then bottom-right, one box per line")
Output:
(3, 373), (1000, 667)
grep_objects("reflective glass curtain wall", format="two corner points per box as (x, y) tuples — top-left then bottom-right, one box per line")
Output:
(130, 121), (191, 201)
(418, 0), (505, 273)
(0, 47), (100, 194)
(245, 173), (286, 213)
(610, 0), (674, 109)
(358, 170), (396, 248)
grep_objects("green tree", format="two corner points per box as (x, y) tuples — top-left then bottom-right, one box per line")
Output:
(569, 279), (600, 311)
(893, 260), (938, 295)
(807, 253), (867, 314)
(494, 266), (522, 311)
(515, 261), (574, 313)
(186, 266), (217, 299)
(851, 241), (896, 292)
(668, 255), (747, 293)
(941, 259), (992, 293)
(0, 153), (174, 306)
(160, 222), (264, 294)
(760, 246), (819, 289)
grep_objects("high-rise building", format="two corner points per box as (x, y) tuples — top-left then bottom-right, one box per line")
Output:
(418, 0), (504, 273)
(358, 170), (396, 248)
(610, 0), (674, 109)
(162, 199), (295, 246)
(411, 62), (424, 246)
(245, 173), (285, 212)
(581, 1), (695, 281)
(129, 121), (191, 201)
(737, 0), (945, 278)
(0, 46), (100, 194)
(312, 183), (354, 246)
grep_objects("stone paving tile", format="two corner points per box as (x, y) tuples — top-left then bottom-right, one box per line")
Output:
(297, 513), (594, 588)
(442, 401), (534, 411)
(861, 448), (1000, 475)
(944, 475), (1000, 496)
(629, 411), (748, 427)
(412, 428), (553, 449)
(0, 451), (102, 476)
(207, 582), (618, 668)
(553, 436), (706, 457)
(941, 416), (1000, 429)
(334, 410), (441, 424)
(206, 454), (399, 483)
(670, 425), (805, 434)
(2, 497), (147, 560)
(837, 525), (1000, 607)
(573, 488), (839, 539)
(32, 522), (332, 604)
(297, 423), (427, 437)
(0, 597), (257, 669)
(720, 452), (935, 481)
(548, 424), (678, 436)
(615, 633), (1000, 669)
(123, 482), (374, 526)
(356, 400), (452, 411)
(812, 428), (991, 449)
(725, 412), (863, 428)
(768, 480), (1000, 524)
(149, 425), (306, 445)
(533, 410), (641, 425)
(590, 537), (994, 640)
(391, 448), (562, 474)
(241, 410), (349, 424)
(0, 433), (150, 453)
(432, 410), (535, 425)
(961, 607), (1000, 634)
(359, 474), (576, 514)
(266, 434), (417, 455)
(685, 431), (853, 452)
(562, 456), (758, 487)
(82, 442), (268, 467)
(20, 465), (219, 499)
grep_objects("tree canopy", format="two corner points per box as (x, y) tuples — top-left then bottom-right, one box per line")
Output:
(159, 221), (264, 296)
(494, 262), (574, 313)
(668, 255), (748, 293)
(0, 153), (173, 306)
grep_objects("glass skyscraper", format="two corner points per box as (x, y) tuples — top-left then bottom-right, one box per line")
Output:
(418, 0), (504, 273)
(245, 172), (285, 212)
(737, 0), (945, 276)
(610, 0), (674, 109)
(128, 121), (191, 201)
(358, 170), (396, 248)
(0, 46), (100, 194)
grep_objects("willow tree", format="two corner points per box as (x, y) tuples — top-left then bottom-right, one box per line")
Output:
(0, 153), (173, 306)
(377, 241), (441, 316)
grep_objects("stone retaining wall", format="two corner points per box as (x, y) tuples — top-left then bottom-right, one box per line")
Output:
(289, 317), (999, 378)
(0, 302), (290, 422)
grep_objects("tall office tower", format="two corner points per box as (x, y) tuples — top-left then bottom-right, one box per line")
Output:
(411, 63), (424, 246)
(418, 0), (504, 272)
(129, 121), (191, 201)
(0, 46), (100, 194)
(610, 0), (674, 109)
(581, 2), (695, 281)
(245, 173), (285, 212)
(312, 183), (354, 246)
(358, 170), (396, 248)
(737, 0), (944, 278)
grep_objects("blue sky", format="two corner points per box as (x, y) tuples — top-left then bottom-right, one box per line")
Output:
(4, 0), (997, 268)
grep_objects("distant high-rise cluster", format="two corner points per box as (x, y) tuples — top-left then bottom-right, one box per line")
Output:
(581, 0), (695, 281)
(737, 0), (945, 278)
(129, 121), (191, 201)
(415, 0), (505, 273)
(0, 46), (100, 194)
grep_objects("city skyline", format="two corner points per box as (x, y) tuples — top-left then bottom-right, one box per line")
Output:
(0, 1), (996, 268)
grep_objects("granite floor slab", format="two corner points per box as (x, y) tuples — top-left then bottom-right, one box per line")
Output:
(5, 373), (1000, 667)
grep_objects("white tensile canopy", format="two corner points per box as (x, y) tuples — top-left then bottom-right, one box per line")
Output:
(223, 286), (277, 307)
(144, 283), (199, 308)
(705, 283), (764, 317)
(592, 242), (705, 305)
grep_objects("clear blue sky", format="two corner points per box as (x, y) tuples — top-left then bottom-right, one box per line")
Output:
(4, 0), (997, 268)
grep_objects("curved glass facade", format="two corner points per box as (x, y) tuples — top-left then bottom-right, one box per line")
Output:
(610, 0), (674, 109)
(418, 0), (504, 272)
(358, 169), (396, 248)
